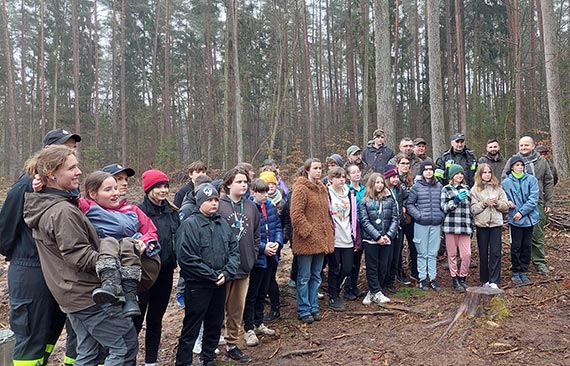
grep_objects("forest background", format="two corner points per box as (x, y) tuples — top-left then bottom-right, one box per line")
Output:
(0, 0), (569, 180)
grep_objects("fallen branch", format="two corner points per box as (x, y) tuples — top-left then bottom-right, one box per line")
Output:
(347, 310), (396, 316)
(428, 316), (453, 329)
(378, 304), (423, 314)
(536, 291), (570, 305)
(280, 347), (325, 358)
(268, 338), (281, 359)
(492, 347), (520, 355)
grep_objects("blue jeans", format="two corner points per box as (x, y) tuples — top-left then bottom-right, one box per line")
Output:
(413, 224), (441, 281)
(296, 254), (325, 318)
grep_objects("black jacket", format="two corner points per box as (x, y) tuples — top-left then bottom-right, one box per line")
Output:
(138, 195), (180, 272)
(174, 181), (194, 208)
(435, 147), (478, 187)
(0, 174), (39, 265)
(359, 195), (399, 241)
(176, 211), (240, 287)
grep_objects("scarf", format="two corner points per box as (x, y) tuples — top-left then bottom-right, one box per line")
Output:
(519, 151), (538, 176)
(268, 189), (283, 207)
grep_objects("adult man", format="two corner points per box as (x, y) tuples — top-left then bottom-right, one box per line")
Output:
(102, 163), (136, 197)
(344, 145), (367, 173)
(174, 160), (208, 207)
(0, 128), (80, 366)
(389, 137), (421, 175)
(435, 132), (478, 187)
(412, 137), (432, 176)
(502, 136), (554, 274)
(362, 129), (395, 173)
(536, 145), (558, 186)
(478, 139), (506, 179)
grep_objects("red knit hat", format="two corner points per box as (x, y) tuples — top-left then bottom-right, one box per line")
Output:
(142, 169), (169, 193)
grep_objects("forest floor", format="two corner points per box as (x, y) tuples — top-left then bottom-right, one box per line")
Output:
(1, 179), (570, 366)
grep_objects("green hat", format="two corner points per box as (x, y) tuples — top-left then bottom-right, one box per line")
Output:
(448, 164), (464, 180)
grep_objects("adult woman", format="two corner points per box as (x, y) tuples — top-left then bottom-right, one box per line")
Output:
(395, 153), (415, 283)
(405, 161), (445, 291)
(470, 163), (509, 288)
(23, 146), (138, 365)
(134, 170), (181, 366)
(290, 158), (335, 323)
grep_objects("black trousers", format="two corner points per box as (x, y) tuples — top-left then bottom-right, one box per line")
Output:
(386, 230), (403, 288)
(176, 283), (226, 366)
(401, 222), (418, 278)
(243, 266), (271, 331)
(133, 267), (174, 363)
(346, 248), (363, 292)
(364, 242), (391, 294)
(510, 225), (533, 273)
(476, 226), (502, 285)
(8, 264), (70, 365)
(266, 258), (280, 310)
(327, 247), (354, 298)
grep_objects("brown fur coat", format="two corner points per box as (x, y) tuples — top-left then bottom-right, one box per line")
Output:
(290, 176), (335, 255)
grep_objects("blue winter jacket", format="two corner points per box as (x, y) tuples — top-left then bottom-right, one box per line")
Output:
(405, 179), (445, 226)
(359, 194), (399, 241)
(502, 173), (539, 227)
(250, 197), (284, 268)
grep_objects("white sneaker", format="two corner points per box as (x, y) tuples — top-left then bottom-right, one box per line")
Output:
(218, 335), (226, 345)
(372, 291), (390, 304)
(215, 348), (220, 355)
(244, 329), (259, 347)
(317, 292), (325, 300)
(192, 341), (202, 354)
(488, 283), (499, 289)
(254, 323), (275, 336)
(362, 291), (373, 305)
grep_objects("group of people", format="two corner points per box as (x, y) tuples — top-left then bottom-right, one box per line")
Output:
(0, 127), (556, 365)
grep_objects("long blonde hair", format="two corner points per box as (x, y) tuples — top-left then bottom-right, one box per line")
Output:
(363, 173), (390, 201)
(474, 163), (500, 191)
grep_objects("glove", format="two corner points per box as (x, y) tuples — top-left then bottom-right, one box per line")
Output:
(457, 190), (468, 201)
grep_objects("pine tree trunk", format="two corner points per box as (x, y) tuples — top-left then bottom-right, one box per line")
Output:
(232, 0), (243, 162)
(301, 0), (315, 156)
(39, 0), (46, 140)
(94, 0), (100, 148)
(120, 0), (127, 165)
(454, 0), (466, 133)
(361, 0), (370, 146)
(347, 0), (358, 143)
(163, 0), (171, 137)
(72, 0), (81, 135)
(414, 0), (422, 137)
(392, 0), (400, 134)
(444, 0), (456, 135)
(374, 0), (393, 144)
(426, 0), (445, 157)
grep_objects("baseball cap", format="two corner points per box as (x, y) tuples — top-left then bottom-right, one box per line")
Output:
(102, 163), (135, 177)
(413, 137), (426, 145)
(43, 128), (82, 146)
(451, 132), (465, 142)
(346, 145), (361, 156)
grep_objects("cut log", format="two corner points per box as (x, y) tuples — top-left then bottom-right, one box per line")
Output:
(437, 287), (509, 343)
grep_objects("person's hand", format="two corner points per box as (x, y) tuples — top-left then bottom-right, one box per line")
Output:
(486, 197), (498, 206)
(507, 201), (516, 209)
(545, 206), (552, 214)
(513, 212), (522, 221)
(215, 273), (226, 286)
(136, 239), (147, 255)
(457, 190), (469, 201)
(264, 242), (278, 256)
(32, 174), (45, 192)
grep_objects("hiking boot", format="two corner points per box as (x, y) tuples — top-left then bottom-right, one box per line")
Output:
(419, 279), (429, 291)
(120, 266), (142, 318)
(362, 291), (373, 305)
(535, 265), (550, 275)
(254, 323), (275, 336)
(263, 309), (281, 323)
(312, 312), (322, 321)
(226, 346), (252, 362)
(458, 276), (469, 290)
(519, 272), (532, 285)
(511, 272), (523, 286)
(328, 296), (347, 311)
(343, 289), (357, 301)
(244, 330), (259, 347)
(372, 291), (390, 304)
(429, 280), (441, 292)
(452, 277), (465, 292)
(299, 315), (314, 324)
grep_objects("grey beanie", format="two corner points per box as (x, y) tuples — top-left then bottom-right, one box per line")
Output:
(195, 183), (220, 208)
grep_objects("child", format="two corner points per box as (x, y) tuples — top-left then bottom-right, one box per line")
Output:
(243, 178), (283, 346)
(383, 165), (403, 294)
(359, 173), (399, 305)
(502, 156), (539, 286)
(327, 167), (358, 311)
(470, 163), (509, 288)
(175, 183), (240, 366)
(441, 164), (474, 292)
(405, 161), (445, 291)
(344, 164), (366, 300)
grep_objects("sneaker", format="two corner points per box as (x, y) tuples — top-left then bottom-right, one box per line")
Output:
(244, 329), (259, 347)
(263, 309), (281, 323)
(400, 273), (412, 285)
(519, 272), (532, 285)
(288, 279), (296, 288)
(372, 291), (391, 304)
(254, 323), (275, 336)
(429, 280), (441, 292)
(488, 283), (499, 289)
(418, 279), (429, 291)
(193, 341), (202, 354)
(175, 293), (185, 309)
(299, 315), (314, 324)
(511, 273), (523, 286)
(317, 292), (325, 300)
(312, 312), (322, 321)
(535, 265), (550, 275)
(482, 282), (490, 288)
(329, 297), (347, 311)
(362, 291), (373, 305)
(225, 346), (252, 362)
(385, 285), (397, 294)
(469, 260), (478, 269)
(218, 335), (226, 345)
(343, 289), (357, 301)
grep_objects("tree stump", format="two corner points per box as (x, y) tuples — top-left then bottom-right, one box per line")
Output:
(437, 287), (509, 343)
